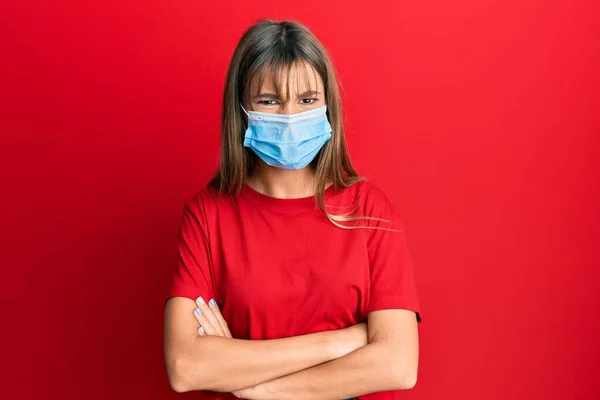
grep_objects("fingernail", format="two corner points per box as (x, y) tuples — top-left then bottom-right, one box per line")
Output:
(196, 296), (205, 305)
(194, 308), (202, 317)
(199, 326), (204, 334)
(209, 298), (217, 307)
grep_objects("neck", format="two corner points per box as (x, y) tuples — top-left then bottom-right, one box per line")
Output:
(247, 160), (318, 199)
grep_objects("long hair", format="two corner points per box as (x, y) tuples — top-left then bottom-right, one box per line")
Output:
(209, 19), (393, 230)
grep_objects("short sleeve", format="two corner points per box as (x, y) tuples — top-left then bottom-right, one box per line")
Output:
(164, 198), (216, 304)
(363, 185), (422, 323)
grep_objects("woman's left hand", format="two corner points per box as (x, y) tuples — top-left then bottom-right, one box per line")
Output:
(193, 296), (259, 398)
(193, 296), (232, 338)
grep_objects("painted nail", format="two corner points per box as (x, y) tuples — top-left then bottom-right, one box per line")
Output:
(196, 296), (205, 305)
(194, 308), (202, 317)
(209, 298), (217, 307)
(199, 326), (204, 334)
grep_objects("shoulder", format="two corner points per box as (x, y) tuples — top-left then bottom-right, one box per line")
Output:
(343, 178), (401, 220)
(181, 182), (225, 216)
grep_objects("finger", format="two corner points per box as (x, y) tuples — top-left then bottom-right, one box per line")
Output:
(208, 298), (233, 338)
(193, 306), (218, 336)
(198, 326), (206, 336)
(195, 296), (226, 336)
(193, 298), (219, 336)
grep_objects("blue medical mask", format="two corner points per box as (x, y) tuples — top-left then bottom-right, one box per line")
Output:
(240, 103), (332, 170)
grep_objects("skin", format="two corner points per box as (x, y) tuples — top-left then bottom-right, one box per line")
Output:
(166, 61), (420, 399)
(192, 297), (247, 398)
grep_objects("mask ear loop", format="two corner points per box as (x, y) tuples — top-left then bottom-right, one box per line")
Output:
(239, 102), (250, 117)
(239, 102), (249, 130)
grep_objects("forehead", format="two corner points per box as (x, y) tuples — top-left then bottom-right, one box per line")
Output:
(249, 61), (323, 96)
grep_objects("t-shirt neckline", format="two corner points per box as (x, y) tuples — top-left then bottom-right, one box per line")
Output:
(241, 181), (337, 208)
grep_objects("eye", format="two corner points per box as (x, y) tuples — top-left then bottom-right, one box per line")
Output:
(302, 98), (319, 105)
(257, 100), (278, 105)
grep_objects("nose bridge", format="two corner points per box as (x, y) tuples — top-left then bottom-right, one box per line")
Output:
(281, 100), (296, 115)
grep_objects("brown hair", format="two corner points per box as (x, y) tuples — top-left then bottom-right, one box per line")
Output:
(209, 19), (393, 230)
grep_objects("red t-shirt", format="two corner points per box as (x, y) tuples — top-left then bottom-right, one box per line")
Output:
(165, 178), (422, 399)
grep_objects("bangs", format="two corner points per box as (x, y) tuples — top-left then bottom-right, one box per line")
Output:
(247, 55), (321, 104)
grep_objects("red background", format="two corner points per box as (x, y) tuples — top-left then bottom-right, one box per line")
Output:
(1, 1), (598, 399)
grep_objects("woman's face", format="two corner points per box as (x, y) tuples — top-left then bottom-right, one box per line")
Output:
(245, 61), (325, 115)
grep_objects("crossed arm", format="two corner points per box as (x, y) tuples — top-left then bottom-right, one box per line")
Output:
(164, 296), (419, 399)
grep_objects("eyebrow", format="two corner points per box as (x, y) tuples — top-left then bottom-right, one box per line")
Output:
(253, 90), (321, 100)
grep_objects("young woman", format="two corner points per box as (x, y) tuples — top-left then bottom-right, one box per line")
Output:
(164, 19), (422, 400)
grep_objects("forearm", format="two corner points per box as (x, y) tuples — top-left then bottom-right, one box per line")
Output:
(248, 342), (409, 400)
(172, 330), (338, 393)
